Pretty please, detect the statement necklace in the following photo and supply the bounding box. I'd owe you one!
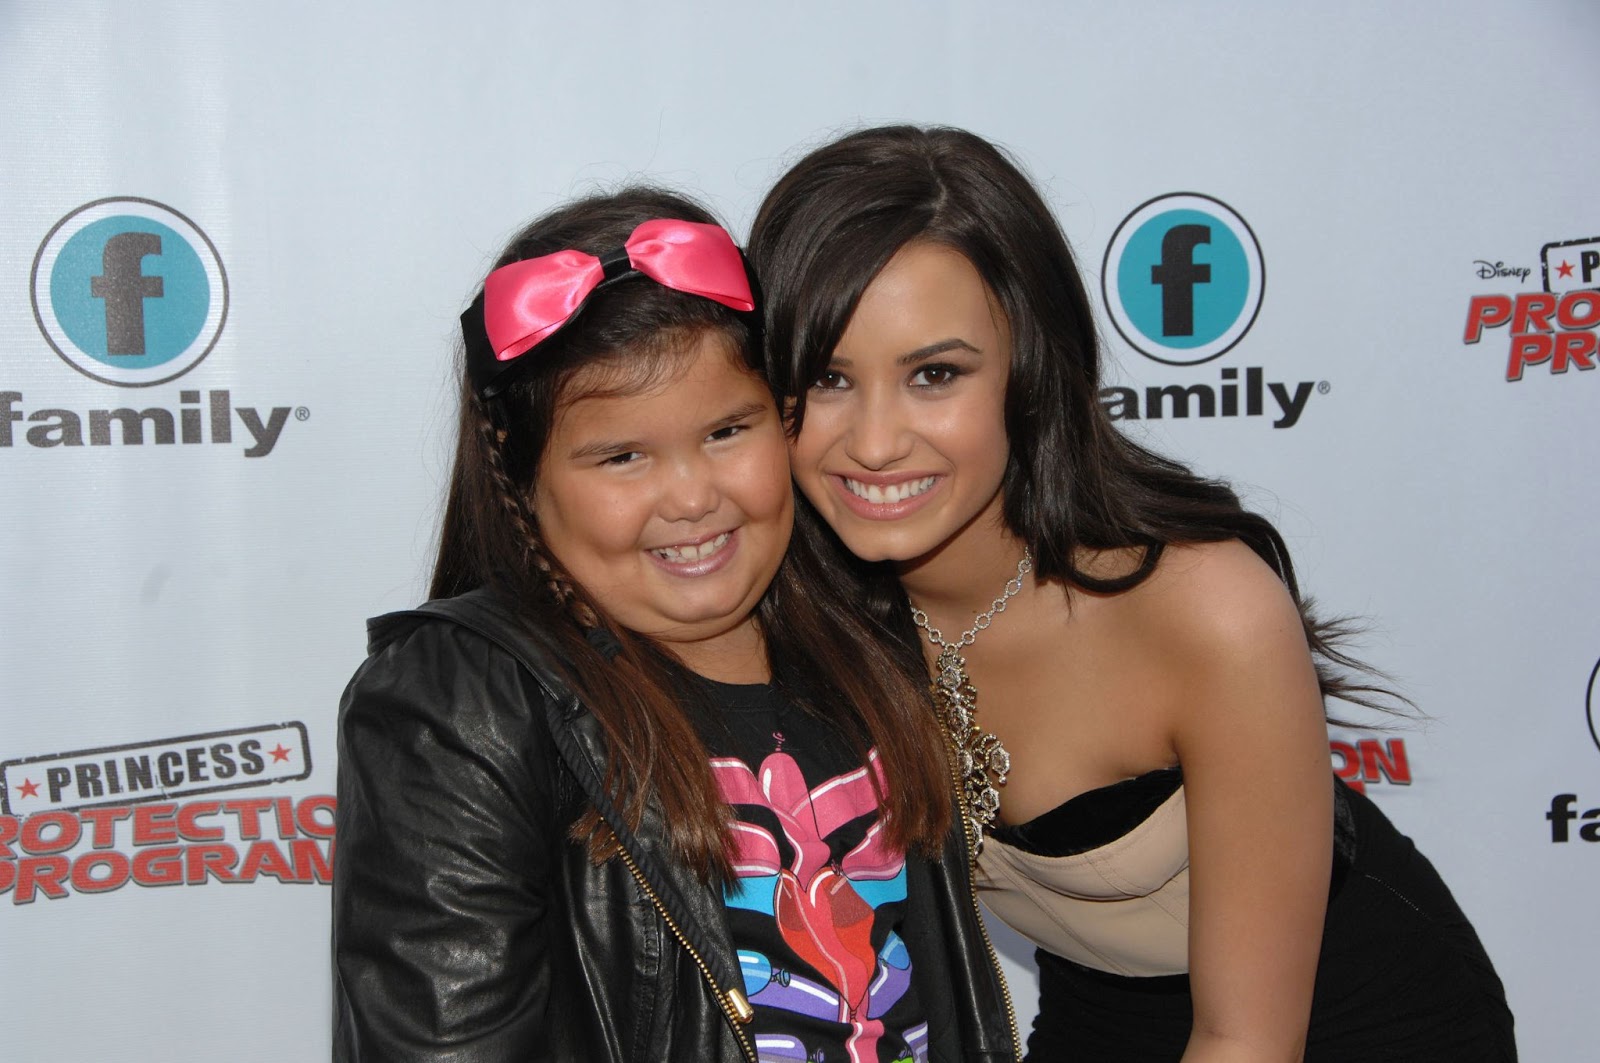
[910,549,1032,853]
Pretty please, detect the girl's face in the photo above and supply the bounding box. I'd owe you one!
[789,242,1011,567]
[533,334,793,658]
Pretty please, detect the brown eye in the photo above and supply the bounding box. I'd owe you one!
[911,363,963,387]
[811,370,847,391]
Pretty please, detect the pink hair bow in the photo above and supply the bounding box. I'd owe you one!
[465,219,755,397]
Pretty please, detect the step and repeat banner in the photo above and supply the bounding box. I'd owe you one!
[2,2,1593,1059]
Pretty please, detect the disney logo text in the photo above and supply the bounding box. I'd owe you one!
[1475,260,1531,283]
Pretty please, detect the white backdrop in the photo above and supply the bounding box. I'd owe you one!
[2,2,1594,1059]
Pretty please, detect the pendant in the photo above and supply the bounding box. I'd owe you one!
[931,645,1011,855]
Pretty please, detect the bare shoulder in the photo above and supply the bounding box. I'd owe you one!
[1123,539,1307,666]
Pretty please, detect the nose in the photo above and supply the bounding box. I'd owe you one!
[842,388,914,471]
[658,452,720,523]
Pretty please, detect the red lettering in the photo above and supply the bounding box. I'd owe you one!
[1512,292,1558,333]
[275,797,296,839]
[1507,333,1553,381]
[0,859,13,894]
[1557,291,1600,330]
[1552,331,1598,373]
[22,811,81,855]
[14,856,70,903]
[131,846,184,886]
[132,803,180,845]
[221,797,275,840]
[80,806,132,848]
[295,795,336,839]
[1463,295,1511,343]
[176,800,225,841]
[1359,739,1412,786]
[1330,741,1365,793]
[186,843,239,884]
[291,838,333,883]
[240,840,297,882]
[71,851,131,894]
[0,814,18,858]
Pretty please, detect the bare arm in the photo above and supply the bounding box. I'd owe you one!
[1156,543,1333,1063]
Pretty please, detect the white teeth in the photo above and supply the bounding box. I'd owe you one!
[653,532,730,564]
[844,476,936,504]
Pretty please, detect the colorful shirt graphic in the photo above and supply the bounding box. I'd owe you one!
[694,680,929,1063]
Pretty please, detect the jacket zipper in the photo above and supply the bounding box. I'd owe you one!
[943,729,1022,1055]
[612,842,758,1063]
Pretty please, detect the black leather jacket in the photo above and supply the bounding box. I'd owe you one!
[332,589,1017,1062]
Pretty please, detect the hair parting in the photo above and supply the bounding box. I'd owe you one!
[432,187,952,884]
[750,126,1410,721]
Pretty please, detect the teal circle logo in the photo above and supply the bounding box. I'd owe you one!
[1102,193,1263,366]
[31,198,228,386]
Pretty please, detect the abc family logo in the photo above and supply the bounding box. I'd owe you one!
[1545,656,1600,844]
[9,197,303,457]
[1464,235,1600,382]
[1099,193,1322,429]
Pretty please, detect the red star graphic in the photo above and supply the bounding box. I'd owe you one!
[1557,260,1575,278]
[18,778,40,799]
[269,744,292,763]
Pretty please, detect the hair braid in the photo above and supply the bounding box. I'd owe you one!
[470,395,599,628]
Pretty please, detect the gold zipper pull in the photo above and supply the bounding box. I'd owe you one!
[725,987,755,1024]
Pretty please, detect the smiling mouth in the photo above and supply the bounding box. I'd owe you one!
[842,476,937,505]
[651,532,732,564]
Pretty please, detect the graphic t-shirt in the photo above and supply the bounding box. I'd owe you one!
[690,677,930,1063]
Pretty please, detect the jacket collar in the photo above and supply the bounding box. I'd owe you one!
[371,588,745,992]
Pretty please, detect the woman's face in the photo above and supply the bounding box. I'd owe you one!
[533,333,793,654]
[788,241,1011,566]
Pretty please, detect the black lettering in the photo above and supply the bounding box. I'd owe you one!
[90,231,164,355]
[180,391,202,444]
[1099,386,1139,421]
[88,408,177,446]
[1219,367,1238,416]
[1,392,21,447]
[46,766,72,803]
[1269,381,1315,429]
[1582,809,1600,844]
[209,390,232,444]
[185,746,210,784]
[1246,367,1264,416]
[1144,384,1215,420]
[210,743,238,779]
[1151,224,1211,337]
[74,762,105,799]
[237,406,291,458]
[123,755,154,793]
[1581,249,1599,284]
[26,410,84,447]
[157,751,184,788]
[238,740,265,776]
[1548,793,1579,843]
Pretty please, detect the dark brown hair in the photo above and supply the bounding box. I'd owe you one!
[432,187,952,882]
[749,125,1400,716]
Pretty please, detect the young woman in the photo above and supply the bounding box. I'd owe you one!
[749,126,1515,1062]
[331,188,1016,1063]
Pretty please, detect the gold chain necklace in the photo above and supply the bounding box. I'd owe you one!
[910,549,1032,853]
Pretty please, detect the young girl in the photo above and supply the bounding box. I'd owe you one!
[749,126,1515,1062]
[331,189,1016,1063]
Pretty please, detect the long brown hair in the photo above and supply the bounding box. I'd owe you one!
[432,187,952,883]
[749,125,1403,717]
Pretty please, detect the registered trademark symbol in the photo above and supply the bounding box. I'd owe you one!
[295,407,311,421]
[1317,381,1331,395]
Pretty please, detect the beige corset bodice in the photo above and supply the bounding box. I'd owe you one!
[975,785,1191,977]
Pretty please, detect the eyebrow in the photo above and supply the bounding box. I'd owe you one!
[829,338,982,369]
[565,399,771,460]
